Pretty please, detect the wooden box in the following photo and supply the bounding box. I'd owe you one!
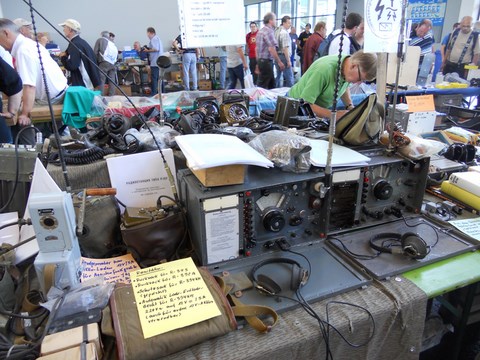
[190,164,245,187]
[198,79,212,91]
[114,84,132,96]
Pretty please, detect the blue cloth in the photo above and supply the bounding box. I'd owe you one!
[151,66,159,95]
[275,54,294,88]
[227,64,245,89]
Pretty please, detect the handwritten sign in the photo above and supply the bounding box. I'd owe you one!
[449,218,480,241]
[81,254,140,284]
[406,95,435,112]
[130,257,221,339]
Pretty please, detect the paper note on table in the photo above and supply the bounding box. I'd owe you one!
[176,134,273,170]
[309,139,371,167]
[406,95,435,112]
[449,218,480,241]
[130,257,221,339]
[106,149,176,208]
[81,254,140,284]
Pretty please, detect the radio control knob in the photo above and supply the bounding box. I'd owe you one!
[373,180,393,200]
[262,209,285,232]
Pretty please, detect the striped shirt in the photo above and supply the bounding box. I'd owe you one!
[409,30,435,58]
[256,24,278,60]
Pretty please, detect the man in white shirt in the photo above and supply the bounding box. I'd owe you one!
[0,18,67,144]
[274,15,294,87]
[327,13,363,56]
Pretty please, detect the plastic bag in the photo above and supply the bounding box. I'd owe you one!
[397,134,447,160]
[124,122,180,151]
[244,70,254,89]
[248,130,311,173]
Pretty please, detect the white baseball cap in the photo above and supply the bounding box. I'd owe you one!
[13,18,32,27]
[59,19,81,32]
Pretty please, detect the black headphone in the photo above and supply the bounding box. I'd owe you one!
[251,258,309,296]
[369,232,428,260]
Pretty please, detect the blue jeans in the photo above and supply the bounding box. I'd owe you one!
[182,52,197,90]
[227,64,245,89]
[150,66,159,95]
[275,54,294,88]
[219,56,227,89]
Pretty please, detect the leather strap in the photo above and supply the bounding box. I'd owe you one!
[44,264,56,293]
[215,276,278,333]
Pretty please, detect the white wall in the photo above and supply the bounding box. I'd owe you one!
[0,0,181,52]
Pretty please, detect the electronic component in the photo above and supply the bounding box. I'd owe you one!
[29,192,82,295]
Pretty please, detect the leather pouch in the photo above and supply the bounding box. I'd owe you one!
[109,267,237,360]
[120,209,186,267]
[335,93,384,145]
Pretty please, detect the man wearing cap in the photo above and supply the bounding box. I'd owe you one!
[13,18,33,39]
[0,18,67,145]
[59,19,101,90]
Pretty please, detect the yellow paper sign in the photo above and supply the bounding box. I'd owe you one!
[130,257,221,339]
[405,95,435,112]
[81,254,140,284]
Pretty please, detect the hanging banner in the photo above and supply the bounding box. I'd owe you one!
[364,0,403,53]
[178,0,245,48]
[407,0,446,27]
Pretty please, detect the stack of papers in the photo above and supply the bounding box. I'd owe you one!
[176,134,273,170]
[309,140,371,167]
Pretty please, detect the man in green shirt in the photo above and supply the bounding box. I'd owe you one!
[289,50,377,118]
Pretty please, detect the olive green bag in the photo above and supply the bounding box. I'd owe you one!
[108,267,278,360]
[335,93,384,145]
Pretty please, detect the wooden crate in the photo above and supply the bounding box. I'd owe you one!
[198,79,212,91]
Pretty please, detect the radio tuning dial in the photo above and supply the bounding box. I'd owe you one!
[373,179,393,200]
[262,209,285,232]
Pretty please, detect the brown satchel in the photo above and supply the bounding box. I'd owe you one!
[108,267,278,360]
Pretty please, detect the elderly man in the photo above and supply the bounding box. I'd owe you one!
[13,18,33,39]
[59,19,101,90]
[255,12,285,89]
[443,16,480,78]
[409,19,435,66]
[274,15,294,88]
[94,30,118,96]
[0,18,67,145]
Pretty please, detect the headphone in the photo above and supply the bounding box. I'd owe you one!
[251,258,309,296]
[369,232,428,260]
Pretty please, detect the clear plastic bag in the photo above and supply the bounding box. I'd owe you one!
[397,134,447,160]
[248,130,311,173]
[124,122,180,150]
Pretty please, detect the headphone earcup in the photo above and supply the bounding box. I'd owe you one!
[290,265,304,291]
[256,274,282,295]
[401,232,428,259]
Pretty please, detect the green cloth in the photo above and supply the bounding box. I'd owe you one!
[62,86,102,128]
[289,55,350,108]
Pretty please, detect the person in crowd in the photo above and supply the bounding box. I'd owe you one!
[36,32,49,47]
[296,23,311,74]
[442,16,479,78]
[173,34,198,91]
[94,30,118,96]
[59,19,101,90]
[133,41,148,61]
[303,21,327,73]
[289,26,298,70]
[109,32,115,42]
[0,18,68,145]
[274,15,294,88]
[351,21,364,52]
[246,21,259,85]
[0,44,13,67]
[409,18,435,66]
[441,22,460,61]
[255,12,284,89]
[328,13,363,55]
[0,56,22,144]
[13,18,33,39]
[226,45,248,89]
[289,50,377,119]
[143,27,163,95]
[217,46,227,89]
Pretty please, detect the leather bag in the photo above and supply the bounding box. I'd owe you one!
[335,93,384,145]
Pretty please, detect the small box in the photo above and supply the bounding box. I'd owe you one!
[41,323,102,357]
[190,164,245,187]
[198,79,212,91]
[38,343,98,360]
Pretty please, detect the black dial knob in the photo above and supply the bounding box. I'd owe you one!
[373,180,393,200]
[262,209,285,232]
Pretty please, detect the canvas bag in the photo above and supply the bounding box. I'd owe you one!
[335,93,383,145]
[102,39,118,65]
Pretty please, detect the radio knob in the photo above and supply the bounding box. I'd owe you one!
[373,180,393,200]
[262,209,285,232]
